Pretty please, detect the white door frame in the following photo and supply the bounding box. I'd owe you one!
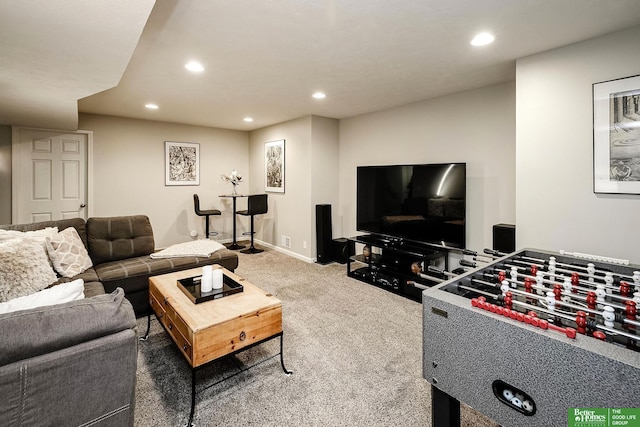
[11,126,94,223]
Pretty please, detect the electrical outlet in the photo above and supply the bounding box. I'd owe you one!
[282,235,291,248]
[303,241,307,249]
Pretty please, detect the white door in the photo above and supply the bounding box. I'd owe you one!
[12,128,91,223]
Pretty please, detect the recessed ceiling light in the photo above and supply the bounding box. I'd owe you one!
[145,103,159,110]
[243,117,254,122]
[312,92,326,99]
[470,32,495,46]
[185,61,204,72]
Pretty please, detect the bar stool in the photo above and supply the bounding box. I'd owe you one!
[236,194,268,254]
[193,194,221,239]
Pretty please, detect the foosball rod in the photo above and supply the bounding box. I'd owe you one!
[471,287,640,341]
[484,248,514,258]
[495,265,636,305]
[486,269,637,311]
[471,278,638,323]
[427,265,458,278]
[558,249,629,266]
[503,297,639,341]
[502,261,630,296]
[517,254,639,282]
[507,258,625,288]
[470,278,639,328]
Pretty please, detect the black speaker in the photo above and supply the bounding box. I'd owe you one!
[493,223,515,253]
[332,238,353,264]
[316,204,333,264]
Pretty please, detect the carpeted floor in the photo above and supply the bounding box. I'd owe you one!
[134,248,499,426]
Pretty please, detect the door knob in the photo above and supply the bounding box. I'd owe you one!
[80,204,86,208]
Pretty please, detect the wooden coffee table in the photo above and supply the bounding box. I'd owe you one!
[142,266,291,426]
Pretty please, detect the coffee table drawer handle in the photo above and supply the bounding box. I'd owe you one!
[239,331,246,341]
[168,323,173,330]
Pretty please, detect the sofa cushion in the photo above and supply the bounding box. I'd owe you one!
[0,279,84,314]
[46,227,93,278]
[0,237,58,303]
[87,215,155,265]
[94,251,237,286]
[0,288,135,366]
[82,281,105,298]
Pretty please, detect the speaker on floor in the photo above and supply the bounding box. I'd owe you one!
[332,238,353,264]
[493,223,516,254]
[316,204,333,264]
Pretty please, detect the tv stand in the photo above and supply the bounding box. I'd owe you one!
[346,235,448,301]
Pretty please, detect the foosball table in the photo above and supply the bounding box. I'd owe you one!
[422,248,640,427]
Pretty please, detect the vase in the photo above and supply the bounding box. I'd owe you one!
[232,184,237,195]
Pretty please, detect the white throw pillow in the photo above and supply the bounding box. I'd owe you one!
[0,227,58,243]
[0,237,58,302]
[46,227,93,278]
[0,278,85,314]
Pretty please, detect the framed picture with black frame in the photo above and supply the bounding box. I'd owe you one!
[593,74,640,194]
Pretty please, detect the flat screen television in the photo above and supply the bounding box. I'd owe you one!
[356,163,466,248]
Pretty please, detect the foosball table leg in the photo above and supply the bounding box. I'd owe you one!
[432,385,461,427]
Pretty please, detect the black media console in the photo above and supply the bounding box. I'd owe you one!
[346,235,449,301]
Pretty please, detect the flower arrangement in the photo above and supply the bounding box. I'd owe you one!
[221,169,243,194]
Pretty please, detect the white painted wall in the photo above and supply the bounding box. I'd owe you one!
[516,25,640,263]
[78,113,248,248]
[247,115,340,261]
[338,82,516,253]
[310,116,340,246]
[249,116,313,257]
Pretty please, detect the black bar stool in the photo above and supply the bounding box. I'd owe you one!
[236,194,268,254]
[193,194,221,239]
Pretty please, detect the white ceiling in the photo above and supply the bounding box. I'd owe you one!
[0,0,155,130]
[4,1,640,131]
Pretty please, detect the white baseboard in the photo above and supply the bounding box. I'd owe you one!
[216,237,316,263]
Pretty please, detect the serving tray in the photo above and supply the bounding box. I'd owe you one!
[177,274,243,304]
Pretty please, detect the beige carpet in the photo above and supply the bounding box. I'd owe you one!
[134,247,499,426]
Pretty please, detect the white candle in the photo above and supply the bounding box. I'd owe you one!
[201,265,213,293]
[212,268,224,289]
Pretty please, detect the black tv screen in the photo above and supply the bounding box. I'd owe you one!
[356,163,466,248]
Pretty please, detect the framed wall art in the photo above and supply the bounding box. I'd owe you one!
[265,139,285,193]
[165,141,200,186]
[593,74,640,194]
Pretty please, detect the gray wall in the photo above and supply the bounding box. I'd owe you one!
[338,82,516,253]
[0,125,11,224]
[516,25,640,263]
[78,113,248,248]
[248,115,340,261]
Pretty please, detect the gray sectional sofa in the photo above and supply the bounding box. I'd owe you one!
[0,215,239,426]
[0,215,238,427]
[0,214,239,315]
[0,288,138,426]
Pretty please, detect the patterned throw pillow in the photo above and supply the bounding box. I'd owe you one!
[46,227,93,278]
[0,237,58,303]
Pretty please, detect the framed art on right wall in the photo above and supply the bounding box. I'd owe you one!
[593,74,640,194]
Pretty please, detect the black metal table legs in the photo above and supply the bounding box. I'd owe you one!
[186,332,291,427]
[227,196,245,250]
